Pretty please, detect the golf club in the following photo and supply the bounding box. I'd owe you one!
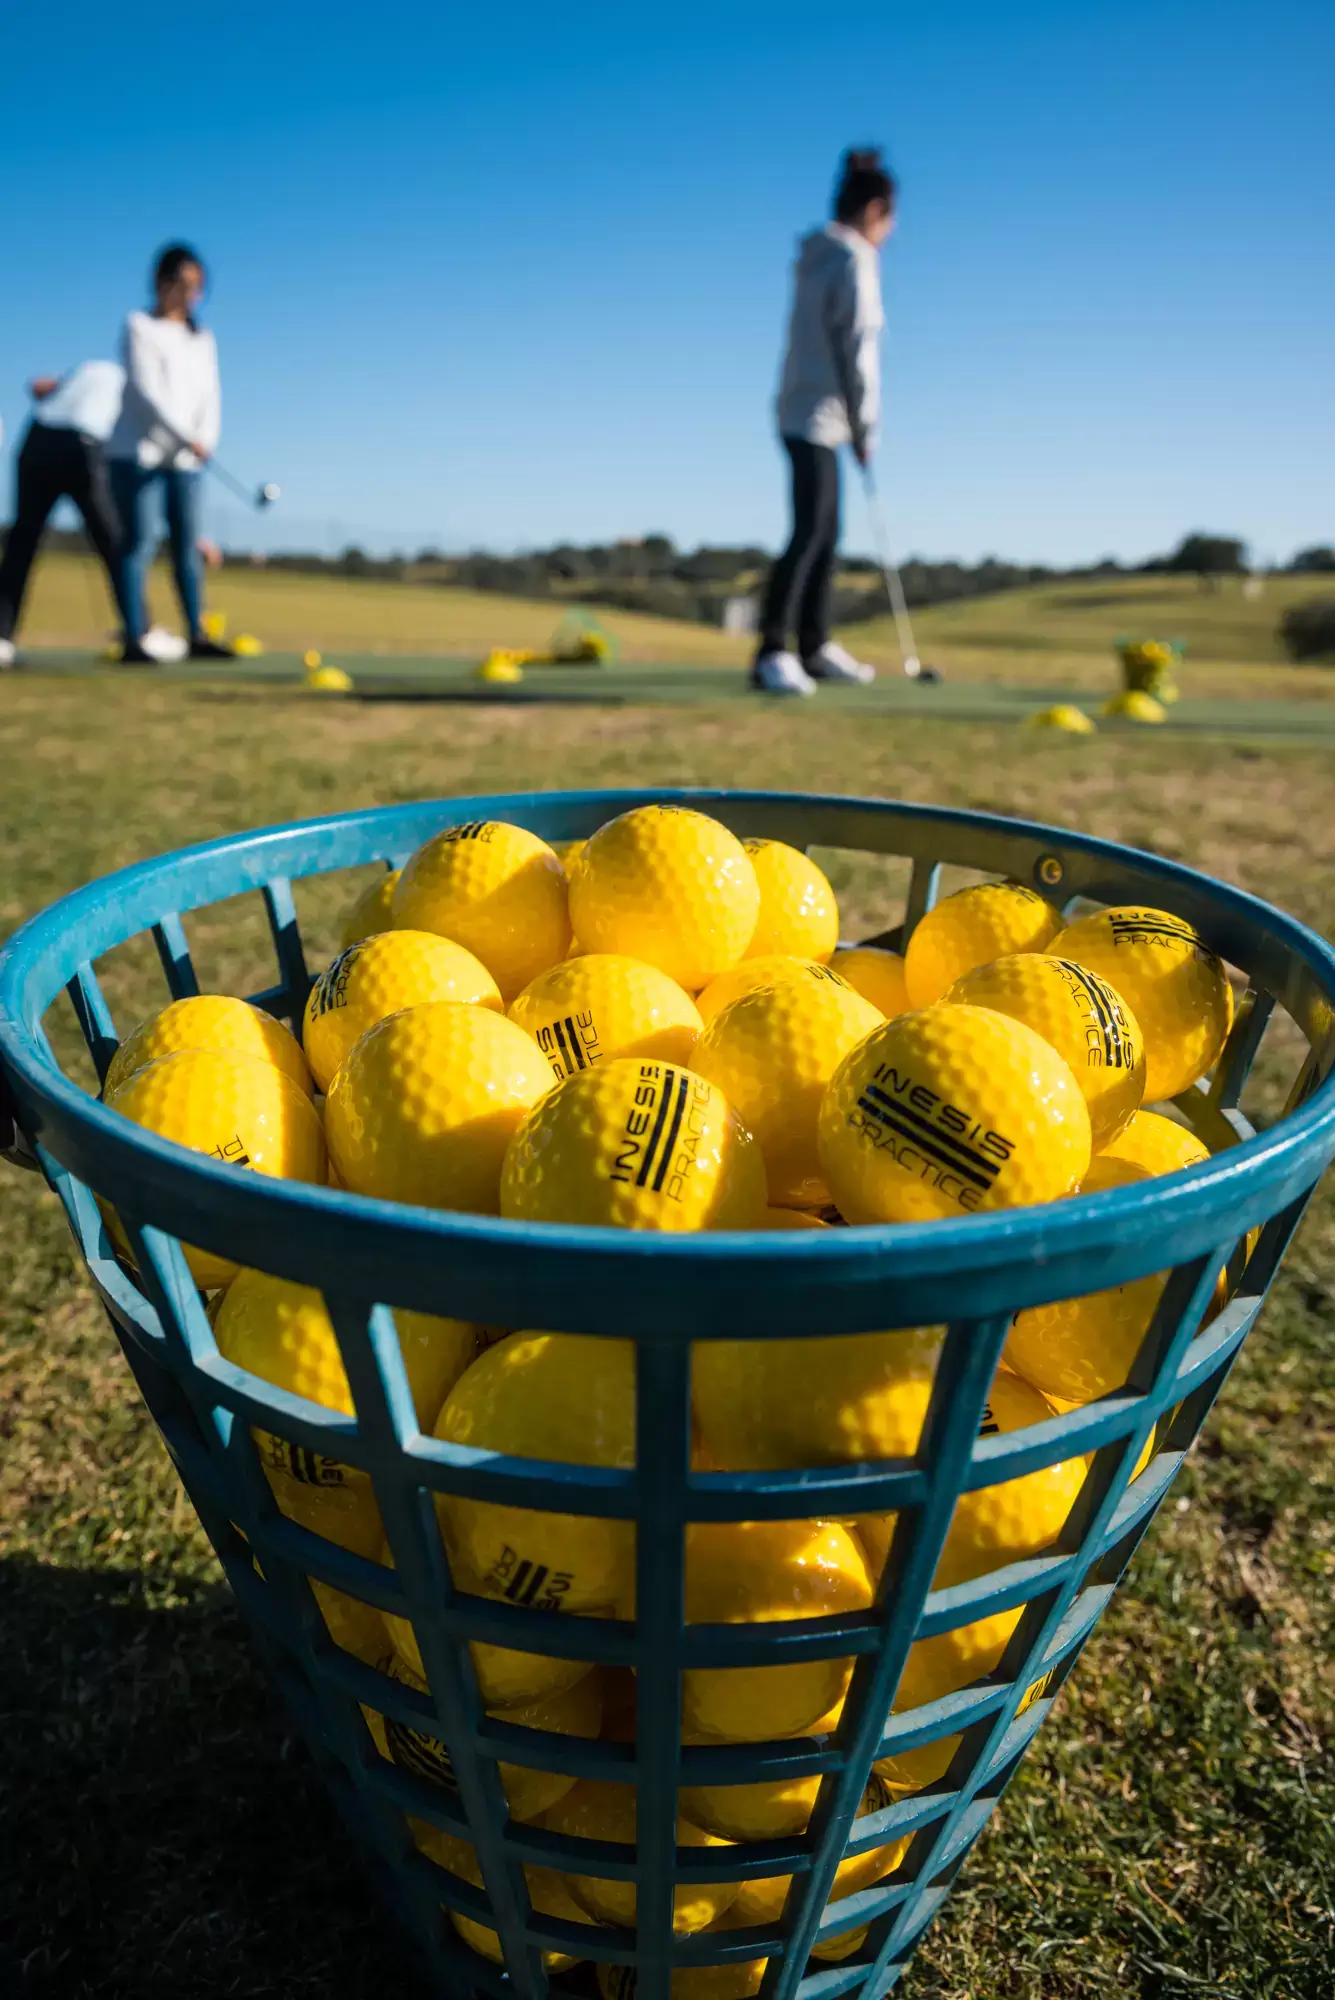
[205,457,280,510]
[860,467,940,682]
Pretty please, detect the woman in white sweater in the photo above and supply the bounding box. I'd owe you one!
[752,150,897,696]
[107,244,230,664]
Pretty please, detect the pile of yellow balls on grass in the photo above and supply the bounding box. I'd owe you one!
[96,805,1243,1988]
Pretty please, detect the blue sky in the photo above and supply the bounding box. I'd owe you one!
[1,0,1331,565]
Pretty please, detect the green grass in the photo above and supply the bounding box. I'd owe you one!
[1,678,1333,1997]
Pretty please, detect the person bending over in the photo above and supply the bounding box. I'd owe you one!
[751,148,896,696]
[107,243,233,664]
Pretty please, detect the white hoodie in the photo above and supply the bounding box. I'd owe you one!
[775,223,884,454]
[107,311,221,471]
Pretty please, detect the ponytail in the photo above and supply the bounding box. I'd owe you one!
[834,147,897,224]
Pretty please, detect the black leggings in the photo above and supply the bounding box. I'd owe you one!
[0,422,128,642]
[757,437,839,658]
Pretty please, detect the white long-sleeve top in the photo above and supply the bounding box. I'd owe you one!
[106,311,221,470]
[775,223,884,454]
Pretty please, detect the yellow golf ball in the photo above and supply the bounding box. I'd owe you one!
[943,954,1145,1149]
[416,1825,598,1969]
[384,1592,597,1709]
[741,838,839,962]
[1050,906,1234,1101]
[104,1049,326,1287]
[339,868,402,950]
[695,954,834,1027]
[903,881,1063,1008]
[818,1005,1092,1225]
[392,819,571,1003]
[693,1324,941,1472]
[508,953,702,1081]
[599,1924,766,2000]
[830,946,910,1019]
[324,1002,553,1213]
[692,968,883,1209]
[303,929,502,1092]
[568,806,760,991]
[500,1058,767,1232]
[104,993,312,1100]
[435,1331,636,1614]
[719,1773,908,1919]
[1099,1108,1210,1175]
[544,1781,738,1933]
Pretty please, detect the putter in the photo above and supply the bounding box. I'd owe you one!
[860,467,940,682]
[206,457,280,510]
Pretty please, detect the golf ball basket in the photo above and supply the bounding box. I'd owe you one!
[2,789,1334,2000]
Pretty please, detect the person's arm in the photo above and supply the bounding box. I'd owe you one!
[195,335,221,460]
[826,252,881,465]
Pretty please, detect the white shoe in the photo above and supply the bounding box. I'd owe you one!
[140,626,189,663]
[804,641,875,685]
[0,638,15,669]
[750,650,816,696]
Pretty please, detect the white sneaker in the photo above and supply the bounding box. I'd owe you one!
[804,641,875,685]
[141,627,189,663]
[0,638,15,670]
[750,650,816,696]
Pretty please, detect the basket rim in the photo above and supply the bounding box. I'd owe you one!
[3,786,1334,1335]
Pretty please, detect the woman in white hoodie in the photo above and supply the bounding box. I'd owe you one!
[752,150,897,696]
[107,245,230,664]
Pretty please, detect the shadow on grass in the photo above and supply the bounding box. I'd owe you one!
[0,1557,426,2000]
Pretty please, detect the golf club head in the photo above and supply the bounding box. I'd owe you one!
[258,483,281,508]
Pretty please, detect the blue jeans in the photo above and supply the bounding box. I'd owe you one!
[109,460,203,640]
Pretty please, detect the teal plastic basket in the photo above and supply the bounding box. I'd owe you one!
[2,788,1334,1999]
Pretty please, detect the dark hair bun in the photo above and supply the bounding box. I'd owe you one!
[843,147,885,172]
[834,147,897,223]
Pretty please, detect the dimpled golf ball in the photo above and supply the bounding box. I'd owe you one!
[324,1001,552,1213]
[943,953,1145,1148]
[693,1324,941,1471]
[214,1266,477,1501]
[103,993,312,1099]
[105,1049,326,1286]
[692,968,884,1208]
[339,868,401,951]
[1100,1107,1210,1175]
[741,838,839,962]
[904,880,1063,1008]
[384,1587,596,1708]
[392,819,571,1002]
[695,954,835,1026]
[303,929,501,1091]
[714,1775,908,1918]
[568,806,760,991]
[501,1058,767,1231]
[818,1004,1092,1225]
[436,1331,636,1614]
[508,953,702,1081]
[830,946,910,1018]
[1050,906,1234,1101]
[544,1781,738,1932]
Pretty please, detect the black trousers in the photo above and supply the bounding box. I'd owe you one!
[757,436,840,658]
[0,422,127,642]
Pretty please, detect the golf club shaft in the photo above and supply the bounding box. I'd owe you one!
[860,467,921,671]
[204,456,254,505]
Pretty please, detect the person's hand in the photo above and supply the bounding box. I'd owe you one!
[196,537,223,569]
[29,376,60,401]
[852,436,873,469]
[190,440,212,463]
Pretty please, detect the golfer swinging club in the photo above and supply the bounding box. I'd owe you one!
[751,147,896,696]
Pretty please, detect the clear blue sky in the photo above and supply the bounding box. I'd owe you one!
[1,0,1331,565]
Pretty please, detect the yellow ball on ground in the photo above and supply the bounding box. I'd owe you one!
[509,953,702,1081]
[383,1594,597,1710]
[435,1332,636,1615]
[104,1049,326,1287]
[568,806,760,991]
[692,969,883,1209]
[542,1781,738,1932]
[693,1325,941,1472]
[1099,1108,1210,1175]
[720,1773,908,1919]
[392,819,571,1002]
[363,1649,602,1821]
[416,1824,598,1970]
[943,953,1145,1149]
[671,1520,873,1742]
[695,954,835,1026]
[741,838,839,962]
[103,993,312,1099]
[303,930,502,1091]
[830,946,910,1019]
[500,1058,767,1232]
[1049,906,1234,1101]
[324,1002,553,1213]
[339,868,402,950]
[818,1005,1092,1225]
[903,880,1063,1008]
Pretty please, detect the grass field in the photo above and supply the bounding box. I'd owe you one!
[2,676,1334,1999]
[17,553,1335,706]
